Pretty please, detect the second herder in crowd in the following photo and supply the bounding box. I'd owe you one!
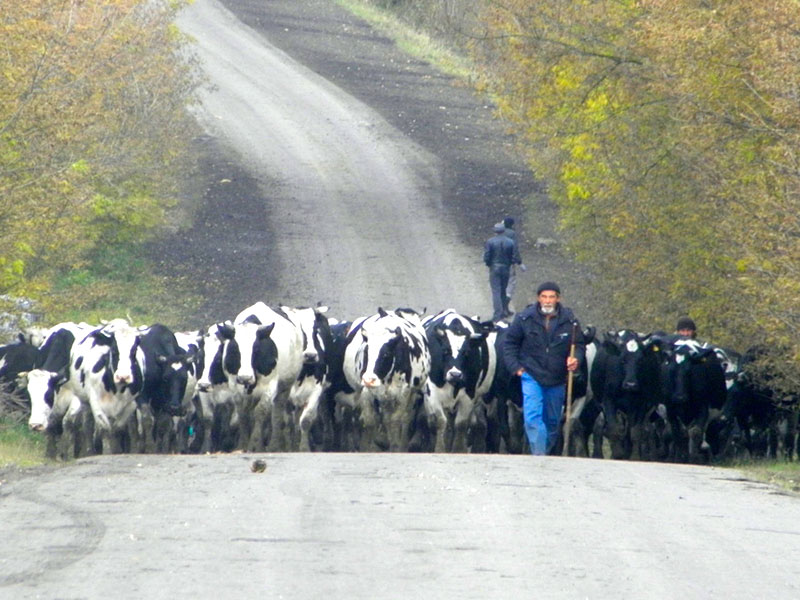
[502,216,526,311]
[483,222,520,322]
[503,281,586,455]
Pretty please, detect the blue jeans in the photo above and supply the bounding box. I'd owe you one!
[521,372,565,455]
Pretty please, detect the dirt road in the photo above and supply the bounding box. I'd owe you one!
[2,2,800,598]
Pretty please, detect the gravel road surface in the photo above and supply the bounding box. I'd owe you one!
[2,2,799,599]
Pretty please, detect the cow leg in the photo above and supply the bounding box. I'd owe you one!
[298,387,325,452]
[591,411,605,458]
[59,398,86,460]
[423,394,447,453]
[358,392,380,451]
[452,398,474,453]
[506,401,525,454]
[250,396,272,452]
[135,404,156,454]
[467,401,488,453]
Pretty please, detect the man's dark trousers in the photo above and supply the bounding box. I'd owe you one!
[489,263,510,321]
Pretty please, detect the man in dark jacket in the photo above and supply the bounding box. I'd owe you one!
[503,281,585,455]
[484,222,517,322]
[502,216,526,309]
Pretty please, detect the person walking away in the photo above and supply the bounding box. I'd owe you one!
[484,222,516,322]
[503,281,585,455]
[502,217,526,312]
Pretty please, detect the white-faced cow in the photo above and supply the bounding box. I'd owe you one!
[342,308,430,452]
[194,322,240,453]
[422,309,496,453]
[24,322,96,459]
[277,305,334,451]
[231,302,305,451]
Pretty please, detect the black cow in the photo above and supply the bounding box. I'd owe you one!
[723,346,796,460]
[590,330,665,460]
[0,333,38,394]
[662,338,728,463]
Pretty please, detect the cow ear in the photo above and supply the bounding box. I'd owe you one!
[218,322,235,340]
[257,323,275,339]
[377,307,388,318]
[394,327,402,337]
[315,305,329,315]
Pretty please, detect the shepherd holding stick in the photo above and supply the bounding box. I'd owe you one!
[503,281,585,456]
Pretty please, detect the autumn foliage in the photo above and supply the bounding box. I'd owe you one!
[458,0,800,391]
[0,0,200,309]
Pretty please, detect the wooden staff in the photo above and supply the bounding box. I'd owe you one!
[562,321,579,456]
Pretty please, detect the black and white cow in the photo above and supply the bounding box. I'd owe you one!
[422,309,496,453]
[135,324,199,453]
[590,330,665,460]
[68,318,144,454]
[342,308,430,452]
[231,302,305,451]
[25,322,96,459]
[194,322,239,453]
[278,305,334,451]
[661,338,728,463]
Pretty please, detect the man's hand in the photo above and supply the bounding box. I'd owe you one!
[515,368,524,376]
[566,357,578,372]
[519,263,527,272]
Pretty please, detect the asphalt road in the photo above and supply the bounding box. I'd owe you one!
[2,453,800,598]
[2,1,800,598]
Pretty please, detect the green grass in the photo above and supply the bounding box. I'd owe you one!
[45,243,202,330]
[0,419,48,468]
[733,460,800,494]
[333,0,475,80]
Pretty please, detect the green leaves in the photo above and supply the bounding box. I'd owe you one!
[473,0,800,391]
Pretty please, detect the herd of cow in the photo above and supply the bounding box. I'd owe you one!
[0,301,795,463]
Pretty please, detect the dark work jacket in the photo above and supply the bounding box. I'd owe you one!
[483,234,517,267]
[503,303,586,387]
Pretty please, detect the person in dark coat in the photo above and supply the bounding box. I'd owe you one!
[483,222,516,322]
[502,216,526,309]
[503,281,585,455]
[675,316,697,339]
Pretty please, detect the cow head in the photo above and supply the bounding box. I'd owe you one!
[196,323,234,393]
[25,369,67,431]
[230,320,278,390]
[95,318,143,389]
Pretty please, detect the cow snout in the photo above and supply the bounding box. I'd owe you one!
[196,381,211,392]
[29,422,46,432]
[445,368,464,384]
[236,375,255,386]
[114,373,132,385]
[362,375,381,388]
[303,350,319,364]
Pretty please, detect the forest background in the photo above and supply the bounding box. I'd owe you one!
[1,0,799,393]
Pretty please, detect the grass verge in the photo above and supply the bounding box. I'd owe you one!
[0,418,47,468]
[333,0,474,80]
[733,460,800,494]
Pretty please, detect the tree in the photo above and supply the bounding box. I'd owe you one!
[0,0,201,301]
[471,0,800,391]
